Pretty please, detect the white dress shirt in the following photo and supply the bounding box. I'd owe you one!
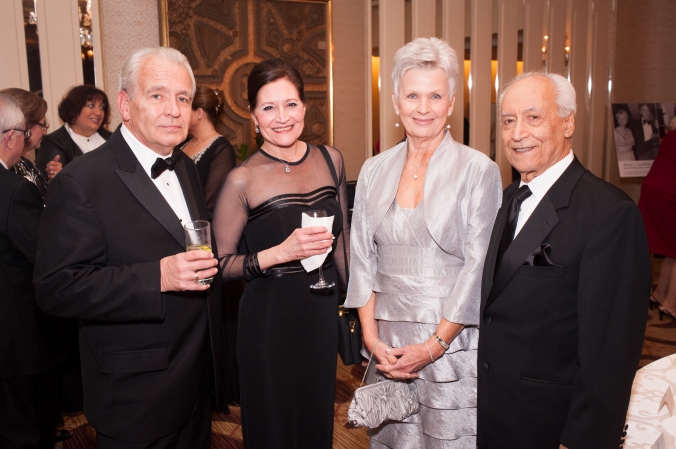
[121,124,192,225]
[0,159,7,169]
[514,150,574,237]
[642,120,654,142]
[65,123,107,154]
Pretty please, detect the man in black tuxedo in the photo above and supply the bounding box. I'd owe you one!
[477,72,650,449]
[34,47,224,449]
[0,93,65,448]
[632,103,660,160]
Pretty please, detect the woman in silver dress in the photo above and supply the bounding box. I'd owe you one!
[344,38,502,448]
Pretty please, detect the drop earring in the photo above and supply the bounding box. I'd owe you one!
[446,114,451,129]
[395,113,400,128]
[255,125,259,134]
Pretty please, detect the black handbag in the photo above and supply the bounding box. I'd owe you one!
[318,145,363,366]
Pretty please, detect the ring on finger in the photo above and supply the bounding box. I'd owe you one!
[194,273,200,283]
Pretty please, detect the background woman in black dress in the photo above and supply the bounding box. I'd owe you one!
[179,86,240,407]
[179,86,236,217]
[212,59,349,448]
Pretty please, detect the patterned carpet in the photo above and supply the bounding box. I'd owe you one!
[57,258,674,448]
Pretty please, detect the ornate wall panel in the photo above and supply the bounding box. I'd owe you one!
[162,0,331,154]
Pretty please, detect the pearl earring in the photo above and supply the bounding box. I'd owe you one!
[255,126,259,134]
[395,113,400,128]
[446,114,451,129]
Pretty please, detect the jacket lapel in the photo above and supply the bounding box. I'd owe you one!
[110,130,186,248]
[173,152,205,221]
[484,156,587,310]
[481,185,514,307]
[367,142,407,240]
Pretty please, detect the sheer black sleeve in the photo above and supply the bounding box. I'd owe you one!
[325,145,351,288]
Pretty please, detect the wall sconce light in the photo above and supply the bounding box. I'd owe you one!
[541,35,548,68]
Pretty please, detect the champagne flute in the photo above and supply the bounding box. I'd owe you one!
[305,210,335,290]
[184,220,214,285]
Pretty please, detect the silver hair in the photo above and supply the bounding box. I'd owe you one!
[119,47,196,98]
[391,37,459,101]
[0,92,25,135]
[498,71,577,118]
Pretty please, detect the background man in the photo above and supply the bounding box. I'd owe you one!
[477,72,650,449]
[34,47,224,449]
[632,103,660,160]
[0,93,65,448]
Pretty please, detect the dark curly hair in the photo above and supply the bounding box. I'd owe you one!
[57,85,110,130]
[247,58,305,110]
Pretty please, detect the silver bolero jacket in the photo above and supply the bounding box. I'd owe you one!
[344,132,502,326]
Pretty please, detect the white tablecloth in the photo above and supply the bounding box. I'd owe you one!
[625,354,676,448]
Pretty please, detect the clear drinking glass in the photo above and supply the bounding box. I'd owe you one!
[305,210,335,290]
[184,220,214,285]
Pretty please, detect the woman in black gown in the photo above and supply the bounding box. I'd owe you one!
[212,59,349,448]
[179,86,240,407]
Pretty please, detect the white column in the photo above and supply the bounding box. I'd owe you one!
[522,0,545,73]
[37,0,84,128]
[469,0,492,156]
[90,0,105,89]
[546,0,567,75]
[585,0,614,177]
[379,0,406,152]
[496,0,519,187]
[0,0,30,90]
[412,0,436,39]
[441,0,465,145]
[568,0,590,163]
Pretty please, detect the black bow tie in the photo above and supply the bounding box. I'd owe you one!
[643,120,652,125]
[151,154,180,179]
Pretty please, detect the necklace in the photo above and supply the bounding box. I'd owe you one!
[263,144,301,173]
[408,155,432,179]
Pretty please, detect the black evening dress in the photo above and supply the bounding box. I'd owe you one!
[212,143,349,449]
[181,135,236,217]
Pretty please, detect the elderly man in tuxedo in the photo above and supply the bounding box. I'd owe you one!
[0,93,66,448]
[477,72,650,449]
[632,103,661,160]
[34,47,224,449]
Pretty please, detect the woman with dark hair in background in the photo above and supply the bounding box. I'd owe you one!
[178,86,236,216]
[0,88,52,200]
[212,58,349,448]
[36,85,111,181]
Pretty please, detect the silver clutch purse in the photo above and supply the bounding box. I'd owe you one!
[347,342,419,428]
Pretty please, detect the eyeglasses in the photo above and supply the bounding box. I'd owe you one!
[2,128,31,139]
[38,122,49,132]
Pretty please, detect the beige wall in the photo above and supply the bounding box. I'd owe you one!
[98,0,160,128]
[333,0,372,181]
[611,0,676,202]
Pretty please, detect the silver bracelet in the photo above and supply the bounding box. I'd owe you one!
[432,331,450,351]
[424,341,435,362]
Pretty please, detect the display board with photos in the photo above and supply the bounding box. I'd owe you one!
[612,102,675,177]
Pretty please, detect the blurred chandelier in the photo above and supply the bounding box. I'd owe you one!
[79,0,93,49]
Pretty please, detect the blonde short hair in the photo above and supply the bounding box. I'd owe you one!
[391,37,459,101]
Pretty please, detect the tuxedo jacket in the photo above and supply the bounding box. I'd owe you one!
[0,166,66,380]
[477,157,650,449]
[631,119,660,161]
[34,128,225,442]
[35,125,112,177]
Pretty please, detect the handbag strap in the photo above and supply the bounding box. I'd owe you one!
[360,341,381,387]
[318,145,349,285]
